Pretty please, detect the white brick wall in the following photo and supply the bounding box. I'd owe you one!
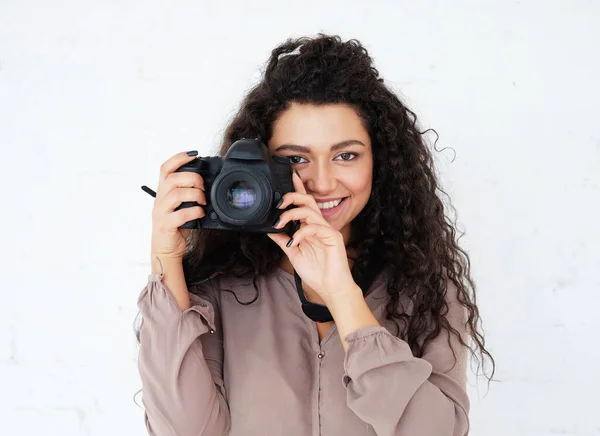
[1,1,598,434]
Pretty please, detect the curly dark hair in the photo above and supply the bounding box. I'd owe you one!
[181,33,495,381]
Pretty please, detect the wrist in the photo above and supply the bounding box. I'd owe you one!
[322,283,363,310]
[326,284,380,351]
[150,254,191,312]
[151,253,183,275]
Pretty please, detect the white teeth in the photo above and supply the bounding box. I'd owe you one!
[317,199,343,210]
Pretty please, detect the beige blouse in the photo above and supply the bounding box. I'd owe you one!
[136,267,470,436]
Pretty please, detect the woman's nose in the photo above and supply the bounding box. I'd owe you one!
[304,164,337,194]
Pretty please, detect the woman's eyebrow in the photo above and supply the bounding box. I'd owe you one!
[274,139,365,153]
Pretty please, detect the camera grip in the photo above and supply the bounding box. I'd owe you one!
[175,201,201,229]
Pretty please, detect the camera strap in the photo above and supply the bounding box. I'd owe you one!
[292,257,384,323]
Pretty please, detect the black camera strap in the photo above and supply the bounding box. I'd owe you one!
[292,245,385,323]
[293,270,334,323]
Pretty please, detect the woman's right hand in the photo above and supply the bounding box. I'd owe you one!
[150,151,207,266]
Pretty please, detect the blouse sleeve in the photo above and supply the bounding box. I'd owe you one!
[342,279,470,436]
[137,272,230,436]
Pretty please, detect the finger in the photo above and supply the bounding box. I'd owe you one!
[277,191,320,213]
[266,232,290,250]
[273,206,327,230]
[157,187,206,213]
[292,169,307,194]
[286,224,341,249]
[158,172,205,199]
[164,205,206,231]
[158,151,199,186]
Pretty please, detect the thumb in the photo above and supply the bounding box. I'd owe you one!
[266,232,293,252]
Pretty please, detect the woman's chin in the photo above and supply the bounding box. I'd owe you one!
[323,215,346,231]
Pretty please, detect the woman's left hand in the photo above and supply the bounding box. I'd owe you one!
[267,171,358,305]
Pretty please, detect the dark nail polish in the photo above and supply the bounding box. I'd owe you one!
[186,150,198,156]
[276,198,284,209]
[273,217,280,228]
[293,169,300,178]
[286,238,294,248]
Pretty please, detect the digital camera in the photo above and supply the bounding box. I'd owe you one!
[174,138,294,233]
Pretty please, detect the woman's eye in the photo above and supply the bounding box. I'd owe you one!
[336,152,357,161]
[289,156,308,164]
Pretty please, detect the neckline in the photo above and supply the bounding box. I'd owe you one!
[271,264,389,304]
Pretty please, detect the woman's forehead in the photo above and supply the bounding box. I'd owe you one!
[269,103,370,150]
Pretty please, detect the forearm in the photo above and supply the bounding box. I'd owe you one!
[341,327,470,436]
[331,279,471,435]
[137,275,230,435]
[151,254,191,311]
[326,285,380,351]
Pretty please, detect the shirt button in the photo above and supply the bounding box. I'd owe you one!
[318,352,325,359]
[199,302,207,307]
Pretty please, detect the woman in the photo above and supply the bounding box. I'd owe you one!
[135,34,494,436]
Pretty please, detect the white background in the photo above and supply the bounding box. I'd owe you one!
[1,1,599,435]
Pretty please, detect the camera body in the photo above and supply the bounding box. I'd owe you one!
[174,138,294,233]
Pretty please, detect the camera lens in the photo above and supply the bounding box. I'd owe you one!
[211,168,271,227]
[227,181,257,209]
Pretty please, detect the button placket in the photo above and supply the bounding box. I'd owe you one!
[316,348,325,436]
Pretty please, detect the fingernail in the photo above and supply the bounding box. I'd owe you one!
[273,217,280,228]
[293,169,300,178]
[276,199,284,209]
[186,150,198,156]
[286,237,294,248]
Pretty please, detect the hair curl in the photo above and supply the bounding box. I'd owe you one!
[181,34,495,381]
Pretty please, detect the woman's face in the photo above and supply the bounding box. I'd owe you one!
[268,102,373,243]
